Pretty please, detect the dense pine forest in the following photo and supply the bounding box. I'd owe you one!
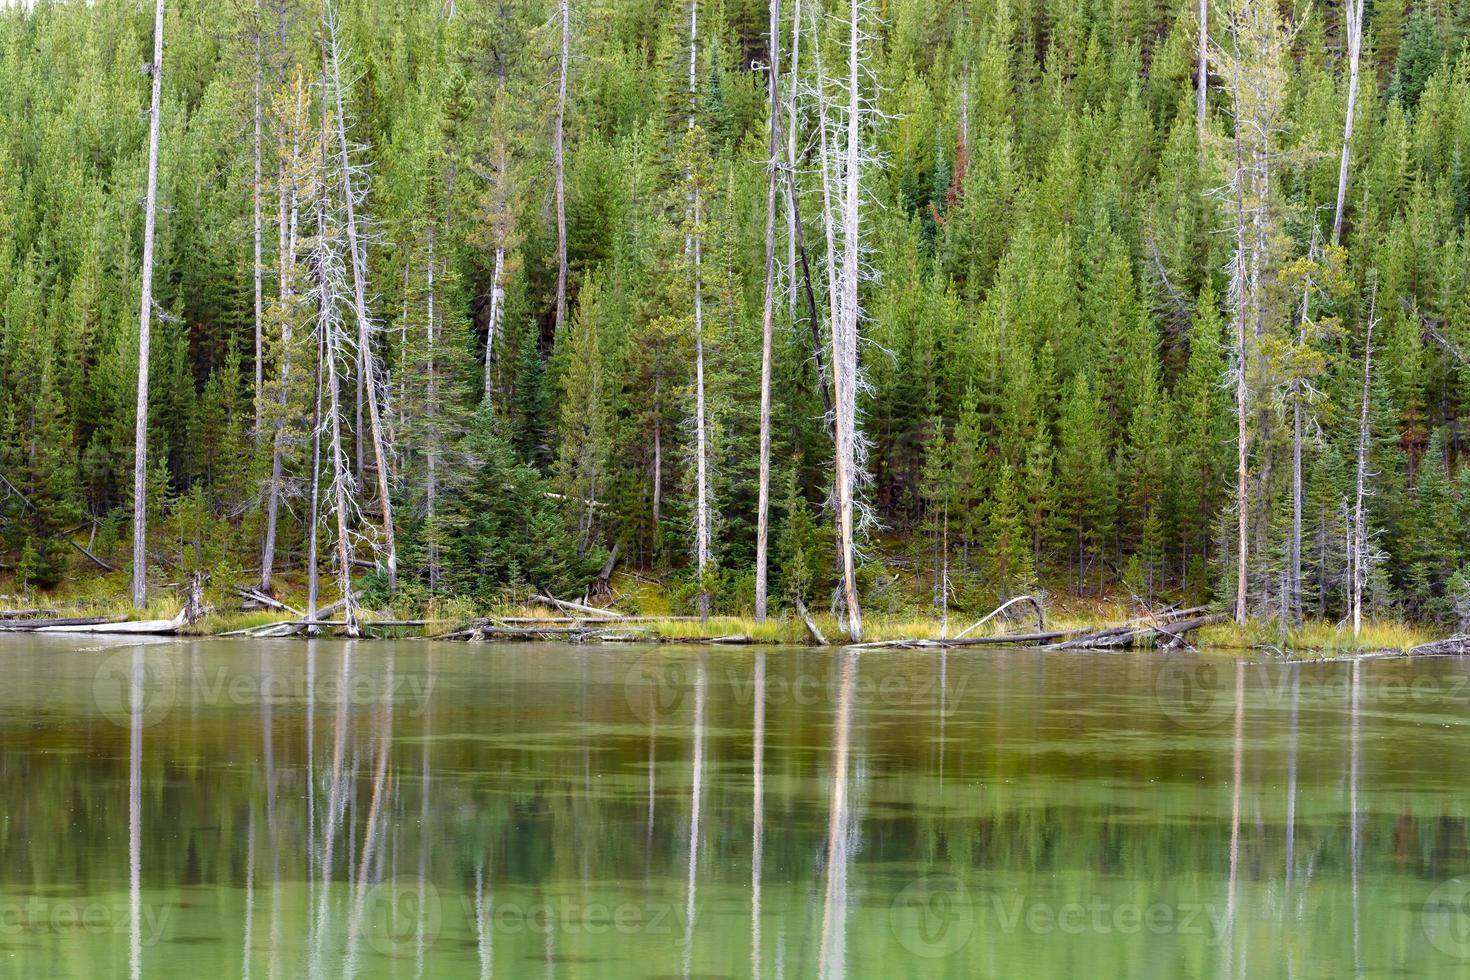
[2,0,1470,638]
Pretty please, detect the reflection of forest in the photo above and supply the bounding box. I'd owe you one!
[0,639,1467,978]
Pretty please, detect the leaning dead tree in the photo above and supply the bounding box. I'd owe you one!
[132,0,167,610]
[1332,0,1366,244]
[323,0,397,592]
[754,0,782,624]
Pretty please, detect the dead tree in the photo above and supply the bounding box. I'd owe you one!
[755,0,782,624]
[1332,0,1366,245]
[132,0,166,610]
[323,0,397,591]
[1351,290,1377,639]
[688,0,712,622]
[253,0,265,440]
[261,77,307,594]
[553,0,570,338]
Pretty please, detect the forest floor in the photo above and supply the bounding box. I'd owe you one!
[0,568,1446,657]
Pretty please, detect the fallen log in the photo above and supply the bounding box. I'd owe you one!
[533,594,625,619]
[1046,614,1226,651]
[1409,635,1470,657]
[37,612,186,635]
[235,587,303,617]
[850,628,1082,650]
[953,594,1046,639]
[0,615,128,631]
[0,608,58,619]
[795,599,829,646]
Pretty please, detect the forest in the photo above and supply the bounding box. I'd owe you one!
[1,0,1469,640]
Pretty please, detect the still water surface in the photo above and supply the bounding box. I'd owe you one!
[1,636,1469,978]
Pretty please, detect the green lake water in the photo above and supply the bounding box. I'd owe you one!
[1,636,1469,978]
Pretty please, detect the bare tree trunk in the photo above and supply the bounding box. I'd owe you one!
[785,0,801,321]
[689,0,711,623]
[325,1,397,592]
[770,66,834,426]
[483,245,503,403]
[132,0,166,611]
[553,0,570,338]
[832,0,865,642]
[1289,229,1317,628]
[1197,0,1208,137]
[1352,292,1376,639]
[307,279,324,627]
[1333,0,1365,245]
[652,349,662,535]
[261,81,304,595]
[254,3,265,443]
[426,223,440,593]
[755,0,781,624]
[1227,25,1250,627]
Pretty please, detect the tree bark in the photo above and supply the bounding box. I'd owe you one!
[785,0,801,321]
[324,1,397,591]
[755,0,781,624]
[132,0,166,610]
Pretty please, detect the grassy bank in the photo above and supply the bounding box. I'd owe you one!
[0,572,1450,657]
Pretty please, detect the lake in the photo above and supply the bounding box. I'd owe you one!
[0,636,1468,978]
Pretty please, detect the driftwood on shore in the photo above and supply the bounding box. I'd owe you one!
[1044,611,1224,651]
[0,615,129,631]
[1408,635,1470,657]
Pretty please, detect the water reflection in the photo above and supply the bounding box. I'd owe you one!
[0,639,1467,978]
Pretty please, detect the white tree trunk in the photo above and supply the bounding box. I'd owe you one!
[1352,296,1375,639]
[426,223,439,593]
[1332,0,1364,244]
[554,0,570,337]
[1227,26,1250,626]
[261,82,304,594]
[689,0,711,622]
[253,4,264,443]
[325,2,397,591]
[832,0,864,642]
[785,0,801,320]
[1197,0,1208,136]
[484,245,503,403]
[132,0,166,610]
[755,0,781,624]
